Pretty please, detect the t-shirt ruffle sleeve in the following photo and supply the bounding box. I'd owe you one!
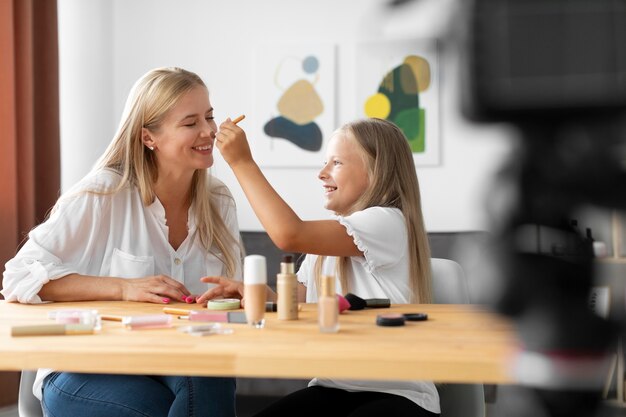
[334,207,406,272]
[296,255,313,286]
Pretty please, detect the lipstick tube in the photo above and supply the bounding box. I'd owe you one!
[182,311,247,323]
[122,314,172,330]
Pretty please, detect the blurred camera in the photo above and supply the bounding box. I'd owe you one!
[461,0,626,122]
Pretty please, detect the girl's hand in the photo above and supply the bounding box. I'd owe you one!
[120,275,190,304]
[216,118,253,168]
[197,276,244,305]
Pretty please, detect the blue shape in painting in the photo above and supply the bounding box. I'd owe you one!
[264,116,322,152]
[302,56,319,74]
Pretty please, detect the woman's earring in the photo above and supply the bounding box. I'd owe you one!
[149,146,154,151]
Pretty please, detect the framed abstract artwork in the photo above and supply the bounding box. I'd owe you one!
[357,39,441,166]
[254,43,336,167]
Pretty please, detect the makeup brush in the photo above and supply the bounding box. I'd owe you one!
[345,293,390,310]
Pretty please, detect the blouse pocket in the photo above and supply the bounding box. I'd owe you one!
[110,248,155,278]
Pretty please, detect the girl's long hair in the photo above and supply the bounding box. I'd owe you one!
[62,67,240,277]
[316,118,432,303]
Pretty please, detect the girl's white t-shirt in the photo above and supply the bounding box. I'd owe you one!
[1,169,243,400]
[297,206,440,414]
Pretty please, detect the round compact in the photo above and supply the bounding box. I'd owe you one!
[376,313,406,327]
[207,299,241,311]
[403,313,428,321]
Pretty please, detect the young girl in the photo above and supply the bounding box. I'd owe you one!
[2,67,242,417]
[201,117,440,416]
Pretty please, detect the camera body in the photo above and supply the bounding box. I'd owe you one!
[461,0,626,123]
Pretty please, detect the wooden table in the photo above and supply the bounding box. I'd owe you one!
[0,301,519,383]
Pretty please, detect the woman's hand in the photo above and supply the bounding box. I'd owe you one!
[196,276,244,305]
[216,118,253,168]
[120,275,191,304]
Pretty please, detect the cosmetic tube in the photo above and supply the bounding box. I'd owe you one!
[244,254,267,328]
[182,311,247,323]
[11,324,95,337]
[277,255,299,320]
[122,314,172,330]
[318,275,339,333]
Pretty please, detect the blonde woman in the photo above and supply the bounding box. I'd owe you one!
[2,67,242,417]
[202,118,439,416]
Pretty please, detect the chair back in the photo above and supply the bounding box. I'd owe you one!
[18,370,43,417]
[431,258,470,304]
[431,258,486,417]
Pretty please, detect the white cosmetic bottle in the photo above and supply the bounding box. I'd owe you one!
[244,254,267,328]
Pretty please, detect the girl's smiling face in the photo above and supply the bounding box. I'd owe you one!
[318,131,370,215]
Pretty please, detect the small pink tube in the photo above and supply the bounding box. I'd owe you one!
[122,314,172,329]
[188,311,229,322]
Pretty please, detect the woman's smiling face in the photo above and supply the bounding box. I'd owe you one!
[147,85,217,176]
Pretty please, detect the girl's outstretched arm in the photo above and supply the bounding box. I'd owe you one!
[217,119,361,257]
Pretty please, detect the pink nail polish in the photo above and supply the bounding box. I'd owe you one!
[185,296,194,304]
[162,297,170,303]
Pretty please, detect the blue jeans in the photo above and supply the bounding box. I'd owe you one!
[42,372,236,417]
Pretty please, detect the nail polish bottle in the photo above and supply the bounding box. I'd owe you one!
[244,254,267,328]
[318,274,339,333]
[277,255,298,320]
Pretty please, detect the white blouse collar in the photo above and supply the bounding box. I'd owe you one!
[147,197,196,233]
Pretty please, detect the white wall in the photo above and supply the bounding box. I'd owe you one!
[58,0,515,232]
[58,0,114,191]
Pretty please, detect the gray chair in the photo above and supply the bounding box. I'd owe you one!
[431,258,486,417]
[18,369,42,417]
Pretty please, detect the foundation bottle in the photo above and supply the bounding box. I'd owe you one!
[244,254,267,328]
[277,255,299,320]
[318,274,339,333]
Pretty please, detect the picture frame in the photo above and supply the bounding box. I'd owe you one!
[254,43,336,167]
[356,38,441,166]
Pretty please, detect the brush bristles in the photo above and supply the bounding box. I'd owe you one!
[345,293,367,310]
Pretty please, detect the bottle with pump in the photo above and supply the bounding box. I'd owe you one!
[318,274,339,333]
[277,255,299,320]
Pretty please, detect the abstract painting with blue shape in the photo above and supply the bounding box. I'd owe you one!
[264,55,324,152]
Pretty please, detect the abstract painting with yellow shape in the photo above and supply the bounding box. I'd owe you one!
[255,44,336,167]
[357,39,440,166]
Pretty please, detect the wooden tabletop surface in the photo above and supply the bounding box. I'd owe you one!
[0,301,519,383]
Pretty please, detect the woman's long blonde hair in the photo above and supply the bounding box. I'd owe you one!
[316,118,432,303]
[84,67,240,277]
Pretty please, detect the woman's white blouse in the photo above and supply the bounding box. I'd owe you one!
[296,206,440,414]
[1,168,243,302]
[1,169,243,400]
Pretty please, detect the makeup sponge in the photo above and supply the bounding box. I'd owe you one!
[337,294,351,313]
